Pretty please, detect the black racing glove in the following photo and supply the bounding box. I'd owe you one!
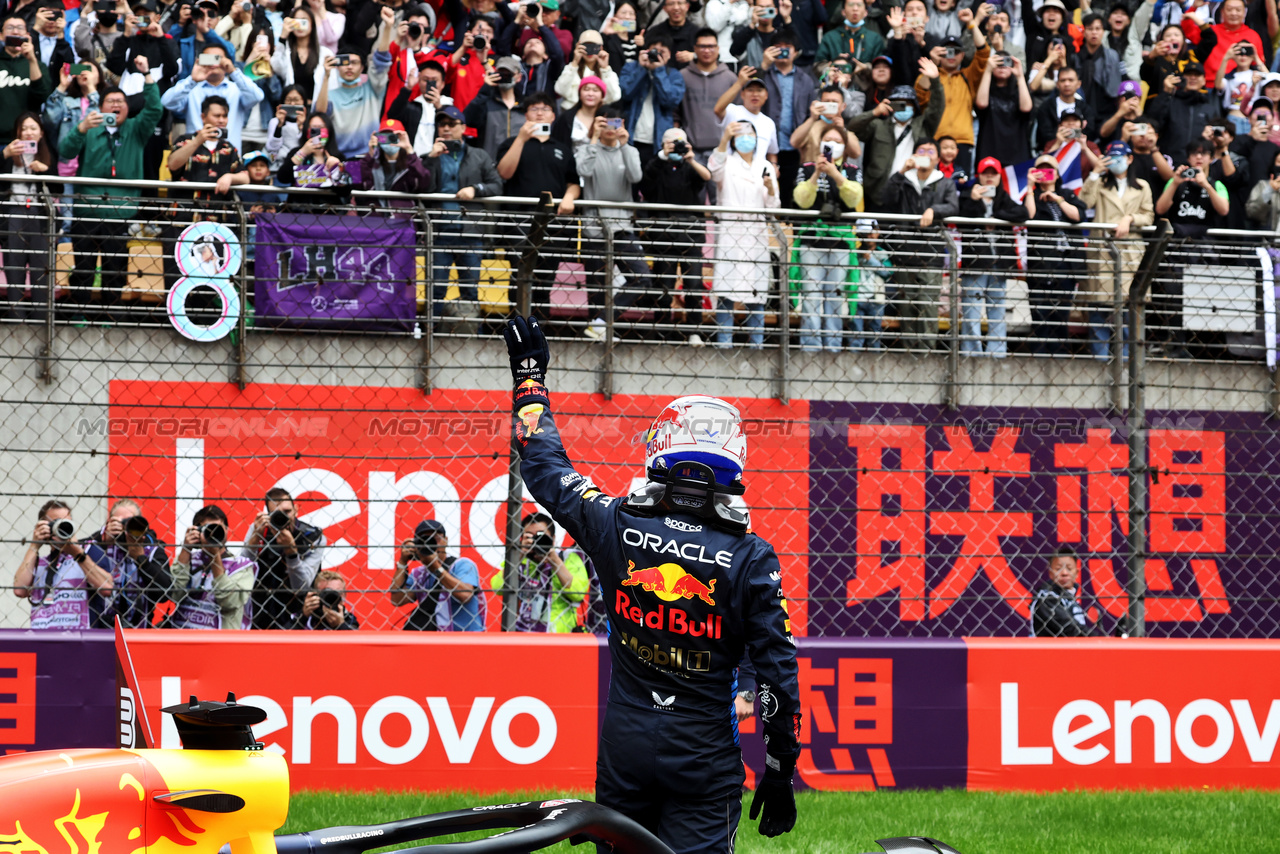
[749,753,797,837]
[503,314,551,410]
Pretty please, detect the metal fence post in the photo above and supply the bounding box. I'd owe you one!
[38,186,58,384]
[232,199,250,389]
[415,201,434,394]
[1107,240,1124,413]
[941,227,960,409]
[769,219,791,403]
[600,226,615,400]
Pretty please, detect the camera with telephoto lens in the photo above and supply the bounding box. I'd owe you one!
[50,518,76,541]
[525,2,538,15]
[123,515,150,537]
[1180,166,1198,180]
[269,508,291,530]
[406,21,422,38]
[201,522,227,547]
[647,48,661,62]
[528,531,554,562]
[319,588,343,611]
[473,35,486,50]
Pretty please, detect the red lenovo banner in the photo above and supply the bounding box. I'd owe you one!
[967,638,1280,790]
[122,630,602,793]
[105,382,811,634]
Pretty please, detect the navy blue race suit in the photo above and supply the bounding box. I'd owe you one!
[512,393,802,854]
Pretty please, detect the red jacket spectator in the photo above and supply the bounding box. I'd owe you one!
[1195,0,1265,84]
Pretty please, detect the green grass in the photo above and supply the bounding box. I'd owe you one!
[284,788,1280,853]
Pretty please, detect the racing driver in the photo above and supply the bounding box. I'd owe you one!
[503,315,801,853]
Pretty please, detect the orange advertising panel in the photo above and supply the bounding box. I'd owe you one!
[967,638,1280,790]
[122,630,601,793]
[105,382,810,633]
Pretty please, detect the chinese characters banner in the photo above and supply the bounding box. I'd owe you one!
[809,402,1274,639]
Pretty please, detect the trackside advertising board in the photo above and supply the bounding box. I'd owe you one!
[116,632,1280,793]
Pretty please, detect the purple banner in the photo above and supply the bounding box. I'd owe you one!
[809,402,1280,639]
[0,630,117,752]
[253,212,417,331]
[739,638,969,791]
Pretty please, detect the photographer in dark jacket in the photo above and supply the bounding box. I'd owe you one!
[293,571,360,630]
[89,499,171,628]
[1032,545,1095,637]
[242,487,326,629]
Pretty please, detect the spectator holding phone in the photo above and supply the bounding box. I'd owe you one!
[170,505,257,630]
[264,84,309,165]
[1023,154,1085,354]
[271,5,334,102]
[0,16,52,150]
[1196,0,1265,87]
[1032,67,1095,152]
[162,42,264,151]
[108,1,181,94]
[357,118,428,211]
[31,5,72,78]
[384,5,439,119]
[490,513,589,633]
[1146,62,1221,171]
[445,17,497,112]
[1215,39,1264,130]
[42,60,102,191]
[317,4,393,159]
[1096,79,1144,146]
[171,0,234,83]
[710,118,779,348]
[600,0,640,73]
[2,111,54,321]
[423,106,502,320]
[213,0,254,59]
[61,54,160,320]
[974,50,1031,167]
[956,156,1028,357]
[618,37,686,162]
[277,111,346,188]
[464,55,527,160]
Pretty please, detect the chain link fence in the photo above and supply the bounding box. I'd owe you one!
[2,176,1278,638]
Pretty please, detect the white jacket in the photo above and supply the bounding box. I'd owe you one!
[553,62,622,110]
[704,0,751,64]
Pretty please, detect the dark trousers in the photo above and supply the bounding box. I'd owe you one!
[5,201,50,320]
[1029,283,1073,354]
[775,149,801,208]
[69,215,129,310]
[584,229,654,322]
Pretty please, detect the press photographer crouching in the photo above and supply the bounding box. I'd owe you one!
[13,499,114,630]
[294,571,360,630]
[243,487,325,629]
[169,505,257,630]
[391,519,485,632]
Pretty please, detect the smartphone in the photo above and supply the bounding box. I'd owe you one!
[1131,123,1151,136]
[1029,168,1056,183]
[19,140,37,154]
[377,130,397,144]
[337,53,353,66]
[818,101,838,115]
[583,42,601,54]
[210,127,225,140]
[980,185,996,197]
[534,122,552,135]
[102,113,117,127]
[421,78,437,93]
[758,6,776,18]
[255,33,269,49]
[906,15,923,26]
[282,104,303,119]
[197,54,220,66]
[137,14,151,25]
[4,35,26,48]
[944,46,957,59]
[606,117,623,129]
[617,18,636,31]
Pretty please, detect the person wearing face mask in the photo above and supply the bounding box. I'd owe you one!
[816,0,884,66]
[278,112,346,190]
[849,71,943,211]
[640,127,712,342]
[1078,140,1154,359]
[74,0,125,80]
[358,118,429,204]
[61,54,160,319]
[315,3,393,158]
[790,125,863,351]
[955,156,1028,357]
[465,55,529,161]
[709,119,780,348]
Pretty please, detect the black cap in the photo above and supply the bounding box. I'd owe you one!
[1183,61,1206,75]
[938,34,963,47]
[414,519,447,543]
[742,75,767,89]
[888,84,918,105]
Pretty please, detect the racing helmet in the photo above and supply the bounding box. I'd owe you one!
[644,395,747,495]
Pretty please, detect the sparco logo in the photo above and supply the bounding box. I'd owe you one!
[321,830,385,845]
[664,518,703,533]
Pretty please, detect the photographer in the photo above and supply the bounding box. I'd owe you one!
[391,519,484,631]
[167,95,242,201]
[294,571,360,630]
[170,505,257,630]
[13,499,114,630]
[491,512,589,633]
[242,487,326,629]
[89,498,171,628]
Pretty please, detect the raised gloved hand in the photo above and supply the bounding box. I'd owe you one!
[504,315,549,386]
[749,754,797,837]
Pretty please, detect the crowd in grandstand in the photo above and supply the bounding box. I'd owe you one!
[14,495,599,631]
[2,0,1278,353]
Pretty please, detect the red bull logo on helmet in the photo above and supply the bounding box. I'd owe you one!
[622,560,717,606]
